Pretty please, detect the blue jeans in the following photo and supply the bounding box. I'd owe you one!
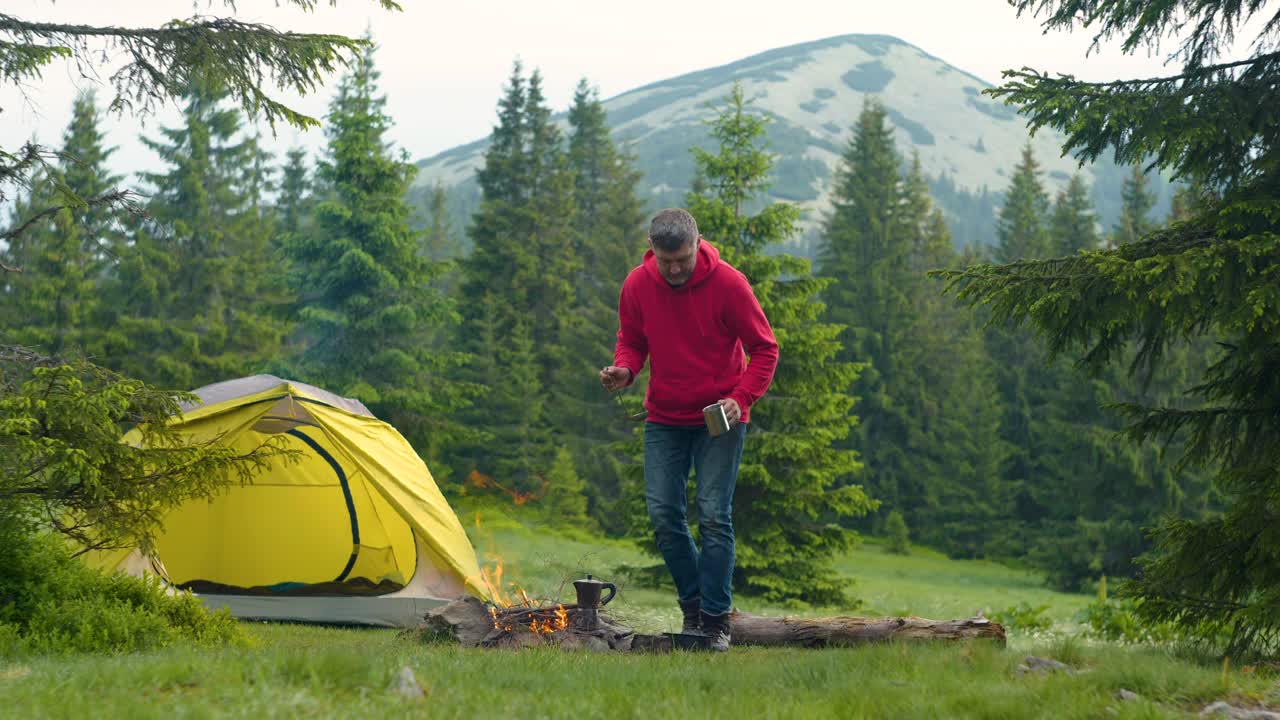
[643,421,747,616]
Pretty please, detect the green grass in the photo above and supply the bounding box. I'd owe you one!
[3,509,1277,719]
[838,542,1091,624]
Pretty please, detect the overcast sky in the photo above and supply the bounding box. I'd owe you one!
[1,1,1269,179]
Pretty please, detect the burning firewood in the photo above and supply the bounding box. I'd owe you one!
[411,596,636,651]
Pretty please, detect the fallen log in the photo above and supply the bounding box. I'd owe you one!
[412,597,1006,651]
[731,611,1006,647]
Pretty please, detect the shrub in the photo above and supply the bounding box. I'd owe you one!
[885,511,911,555]
[1077,597,1181,644]
[990,601,1053,632]
[0,526,247,655]
[1076,577,1182,644]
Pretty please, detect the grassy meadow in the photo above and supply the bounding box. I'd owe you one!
[2,505,1277,719]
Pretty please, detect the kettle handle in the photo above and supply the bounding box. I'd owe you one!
[599,582,617,607]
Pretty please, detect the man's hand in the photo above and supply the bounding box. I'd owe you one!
[719,398,741,426]
[600,366,632,392]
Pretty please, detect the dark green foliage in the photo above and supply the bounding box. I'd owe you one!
[981,155,1210,590]
[897,161,1007,558]
[817,101,907,526]
[950,0,1280,655]
[288,43,476,473]
[685,83,872,605]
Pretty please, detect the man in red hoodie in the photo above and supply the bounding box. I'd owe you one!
[600,208,779,651]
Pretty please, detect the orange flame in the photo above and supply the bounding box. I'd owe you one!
[479,561,512,608]
[528,604,570,635]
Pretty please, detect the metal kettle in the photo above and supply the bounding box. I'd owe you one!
[572,574,617,609]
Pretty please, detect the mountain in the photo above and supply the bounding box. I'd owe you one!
[412,34,1173,256]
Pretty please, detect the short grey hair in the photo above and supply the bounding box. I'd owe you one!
[648,208,699,252]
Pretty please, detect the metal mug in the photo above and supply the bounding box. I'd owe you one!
[703,403,730,437]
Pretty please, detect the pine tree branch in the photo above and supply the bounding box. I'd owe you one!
[997,50,1280,92]
[1,188,140,244]
[0,15,370,129]
[988,32,1280,185]
[1010,0,1280,69]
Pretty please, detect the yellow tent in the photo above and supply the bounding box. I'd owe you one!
[89,375,487,627]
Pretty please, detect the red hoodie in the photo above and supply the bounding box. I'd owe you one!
[613,240,779,426]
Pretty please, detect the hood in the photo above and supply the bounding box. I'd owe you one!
[642,239,721,291]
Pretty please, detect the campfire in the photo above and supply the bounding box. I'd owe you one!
[438,568,638,651]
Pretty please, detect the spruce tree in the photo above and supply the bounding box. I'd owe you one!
[2,91,121,355]
[564,79,647,525]
[1110,164,1156,248]
[896,157,1008,556]
[453,62,580,498]
[520,71,580,389]
[288,43,475,471]
[99,74,290,389]
[277,146,312,241]
[819,121,1007,556]
[816,101,912,525]
[422,182,462,263]
[686,83,871,605]
[1050,174,1100,255]
[994,143,1051,262]
[945,0,1280,654]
